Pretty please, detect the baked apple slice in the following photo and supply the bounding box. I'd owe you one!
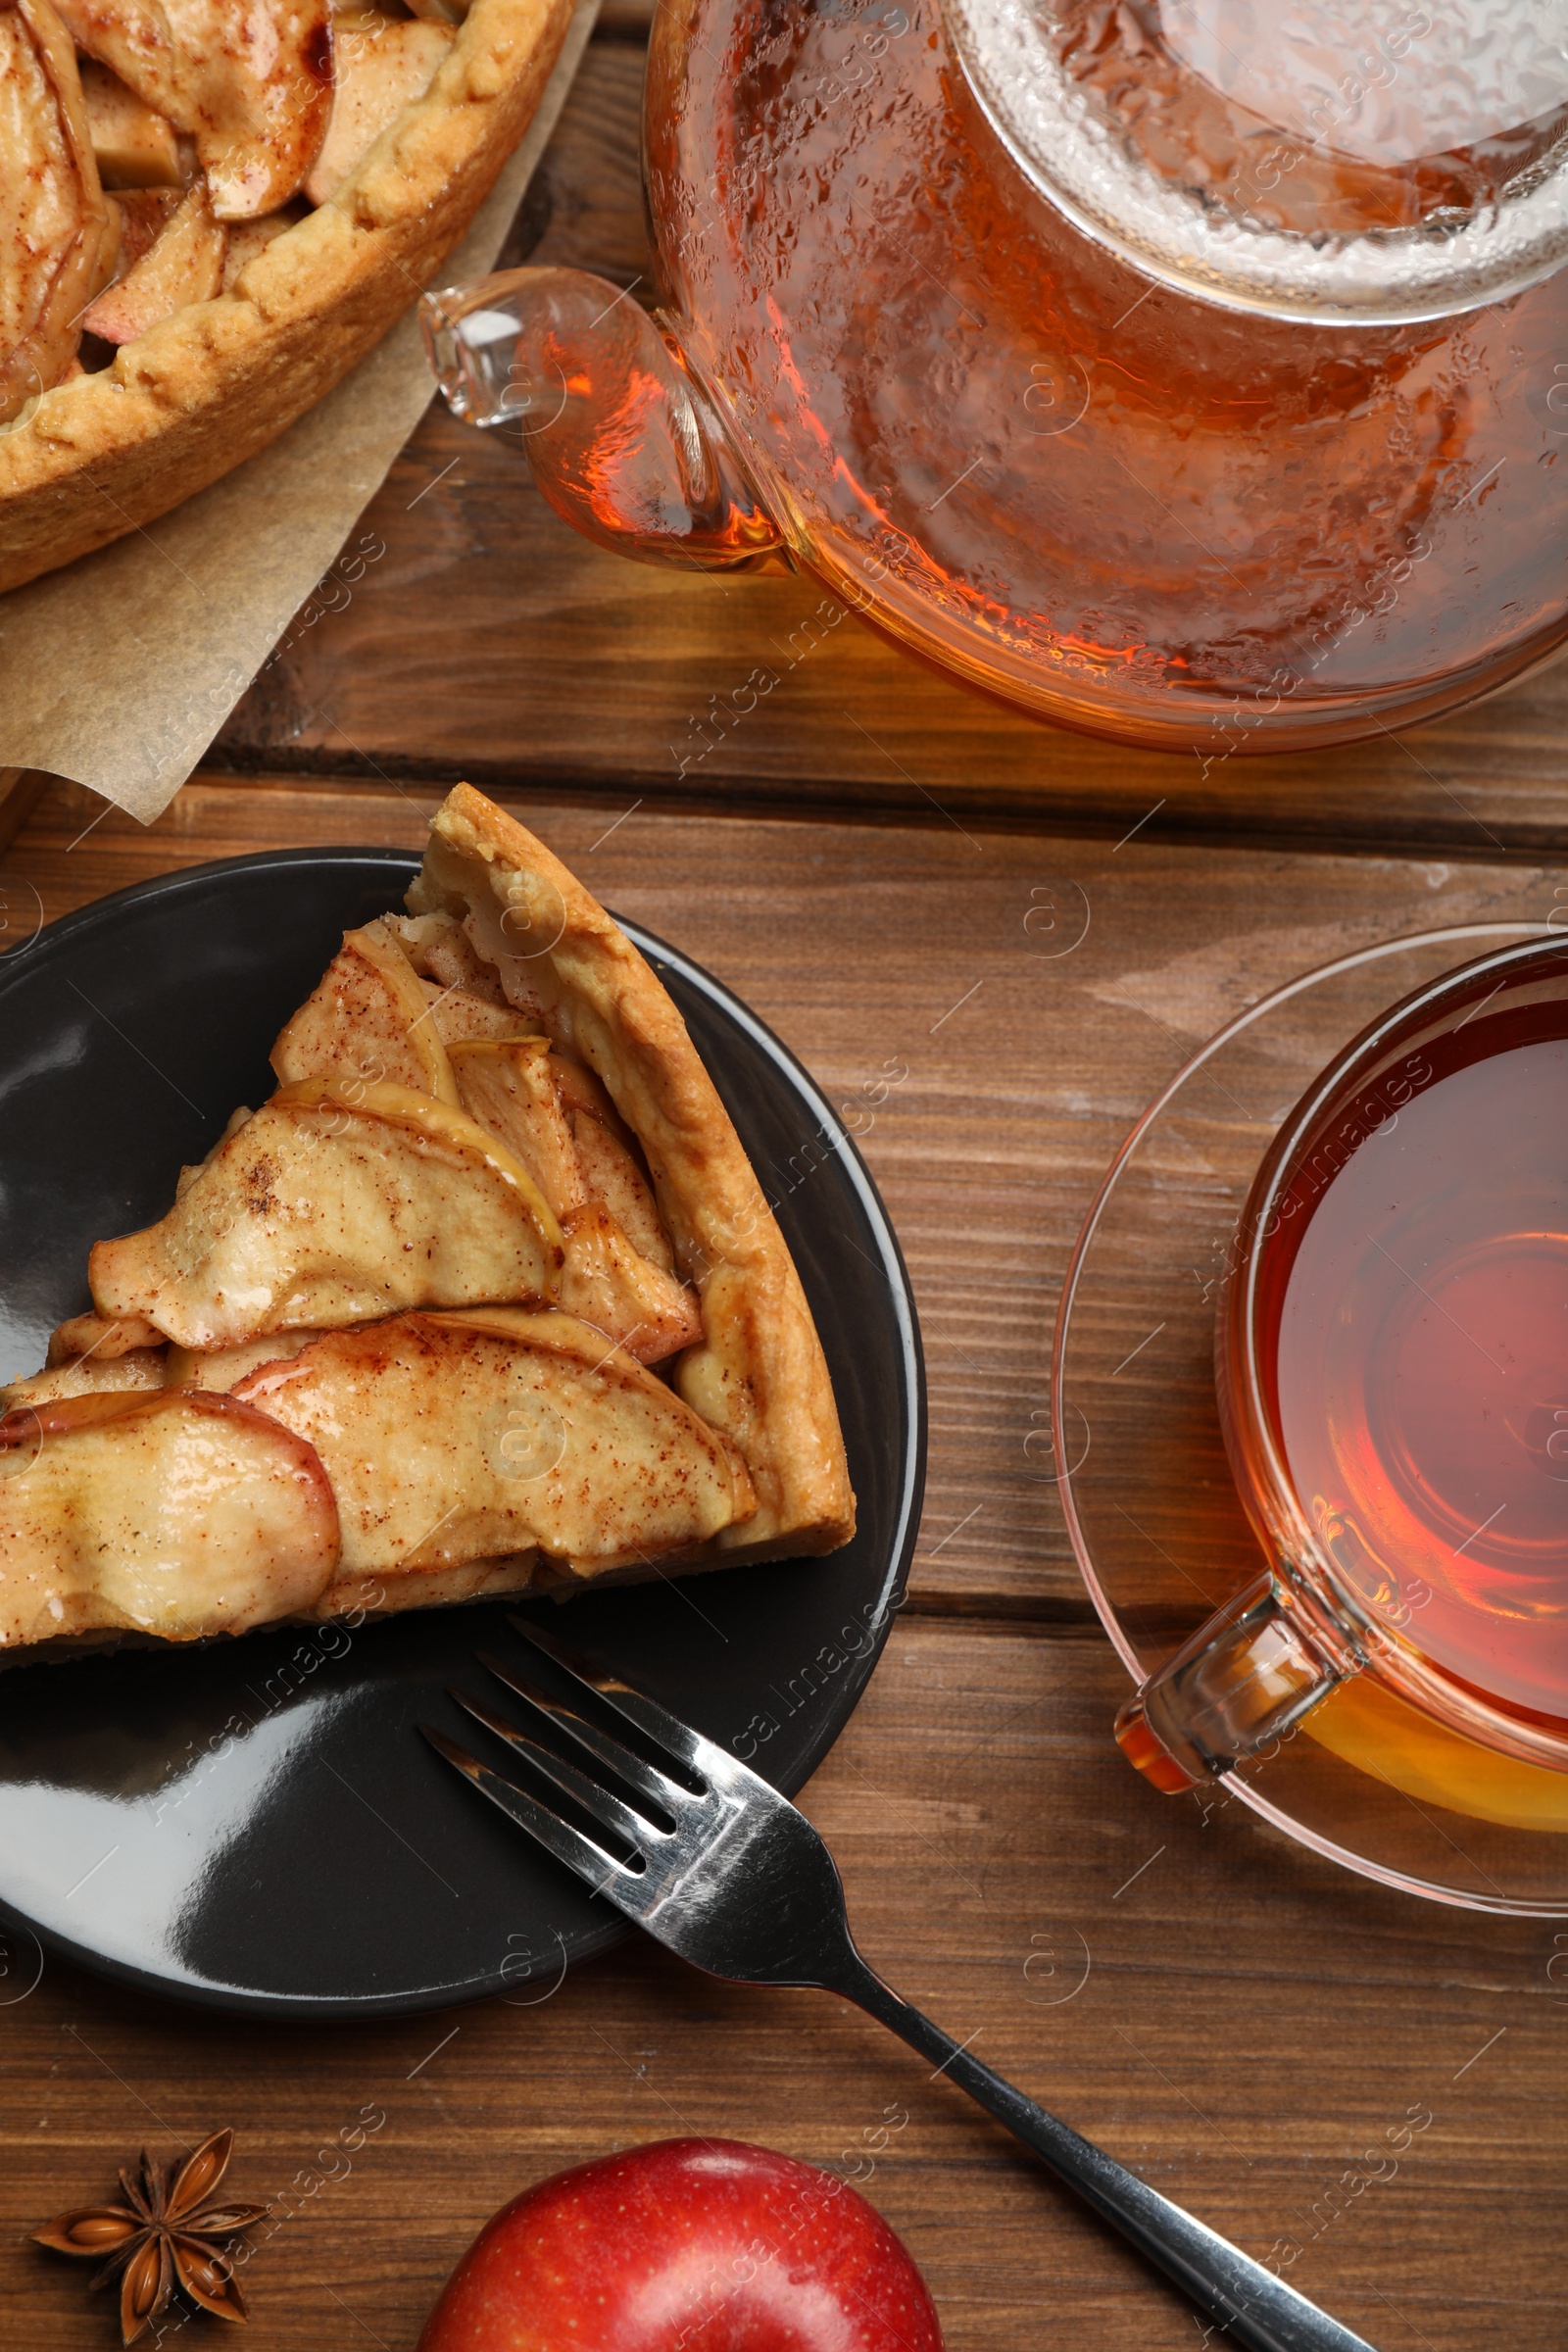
[1,1348,167,1410]
[271,917,462,1103]
[83,179,225,345]
[47,0,181,122]
[557,1200,703,1364]
[48,1308,164,1362]
[304,10,453,206]
[1,1304,170,1411]
[390,910,514,1003]
[411,786,857,1565]
[168,1328,324,1387]
[104,184,180,272]
[0,1389,339,1647]
[448,1039,701,1361]
[89,1077,564,1348]
[420,984,525,1045]
[79,57,180,185]
[165,0,332,215]
[551,1051,675,1271]
[0,1306,170,1405]
[231,1308,756,1584]
[447,1036,583,1214]
[0,0,115,419]
[53,0,332,218]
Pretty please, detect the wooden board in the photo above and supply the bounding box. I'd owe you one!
[208,41,1568,858]
[3,779,1565,2348]
[0,1611,1557,2352]
[3,1618,1560,2352]
[9,773,1566,1621]
[0,767,47,857]
[6,23,1568,2344]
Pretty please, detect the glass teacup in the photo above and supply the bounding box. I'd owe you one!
[1116,934,1568,1820]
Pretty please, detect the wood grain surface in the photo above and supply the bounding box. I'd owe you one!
[1,775,1564,2350]
[7,20,1568,2350]
[0,769,48,858]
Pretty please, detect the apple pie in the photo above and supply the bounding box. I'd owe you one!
[0,785,857,1654]
[0,0,575,592]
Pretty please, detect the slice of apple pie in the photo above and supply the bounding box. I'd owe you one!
[0,0,576,590]
[0,786,856,1655]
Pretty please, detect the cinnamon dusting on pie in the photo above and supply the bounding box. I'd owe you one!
[0,0,577,586]
[0,788,855,1656]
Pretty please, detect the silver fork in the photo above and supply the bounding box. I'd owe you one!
[423,1621,1377,2352]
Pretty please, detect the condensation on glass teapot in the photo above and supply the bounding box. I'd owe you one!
[947,0,1568,318]
[1162,2,1568,169]
[422,0,1568,753]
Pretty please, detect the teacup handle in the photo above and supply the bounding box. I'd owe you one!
[1115,1573,1351,1792]
[419,266,790,573]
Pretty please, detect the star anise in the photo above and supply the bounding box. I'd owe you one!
[33,2128,267,2344]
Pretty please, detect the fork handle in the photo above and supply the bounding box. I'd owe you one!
[837,1957,1377,2352]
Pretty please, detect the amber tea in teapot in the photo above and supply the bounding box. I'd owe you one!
[657,0,1568,747]
[427,0,1568,752]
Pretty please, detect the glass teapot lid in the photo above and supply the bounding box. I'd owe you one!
[943,0,1568,321]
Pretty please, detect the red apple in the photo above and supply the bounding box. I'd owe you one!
[416,2136,944,2352]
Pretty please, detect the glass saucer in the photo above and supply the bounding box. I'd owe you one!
[1053,922,1568,1916]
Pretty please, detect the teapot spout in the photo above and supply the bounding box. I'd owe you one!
[420,266,791,574]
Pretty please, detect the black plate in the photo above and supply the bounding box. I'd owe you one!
[0,851,923,2017]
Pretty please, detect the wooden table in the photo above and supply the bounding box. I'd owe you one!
[4,22,1568,2348]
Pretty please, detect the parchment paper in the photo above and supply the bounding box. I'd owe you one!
[0,0,601,824]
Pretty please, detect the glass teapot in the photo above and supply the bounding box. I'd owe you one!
[422,1,1568,754]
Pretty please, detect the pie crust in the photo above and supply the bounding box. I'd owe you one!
[0,788,858,1656]
[409,783,858,1573]
[0,0,575,594]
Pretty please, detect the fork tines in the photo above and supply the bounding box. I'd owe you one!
[421,1718,637,1894]
[478,1645,689,1817]
[505,1617,711,1781]
[419,1623,709,1903]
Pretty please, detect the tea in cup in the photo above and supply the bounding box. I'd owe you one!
[1117,936,1568,1819]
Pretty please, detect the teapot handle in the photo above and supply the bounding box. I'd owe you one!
[420,266,791,574]
[1115,1572,1350,1792]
